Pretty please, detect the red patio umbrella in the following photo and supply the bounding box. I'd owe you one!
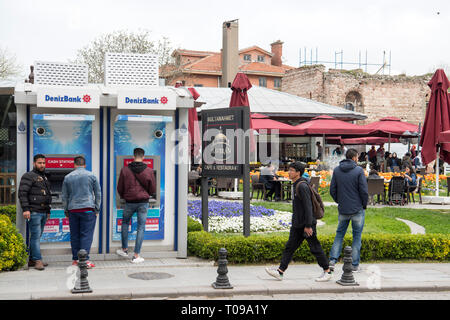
[251,117,297,135]
[175,82,201,159]
[294,115,371,135]
[326,136,400,145]
[419,69,450,196]
[420,69,450,165]
[229,73,255,152]
[438,130,450,143]
[363,117,419,137]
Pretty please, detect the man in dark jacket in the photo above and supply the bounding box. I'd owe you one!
[18,154,52,270]
[265,162,332,282]
[329,148,368,272]
[116,148,156,263]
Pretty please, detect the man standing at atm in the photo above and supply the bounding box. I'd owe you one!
[18,154,52,270]
[116,147,156,264]
[62,156,101,268]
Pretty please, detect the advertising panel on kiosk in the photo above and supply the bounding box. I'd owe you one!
[112,114,172,242]
[33,113,96,242]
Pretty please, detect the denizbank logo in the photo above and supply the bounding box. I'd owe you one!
[125,96,168,104]
[37,88,99,109]
[45,94,91,103]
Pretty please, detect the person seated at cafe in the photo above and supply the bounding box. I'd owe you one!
[332,146,342,156]
[367,169,383,180]
[387,152,401,172]
[259,162,281,201]
[315,159,326,171]
[413,151,422,169]
[402,152,413,170]
[403,165,417,194]
[358,152,368,163]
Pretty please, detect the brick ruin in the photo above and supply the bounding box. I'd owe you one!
[282,65,432,125]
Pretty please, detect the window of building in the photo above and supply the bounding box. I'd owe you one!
[244,54,251,61]
[344,102,355,111]
[259,77,267,87]
[193,84,203,87]
[274,78,281,88]
[257,55,265,62]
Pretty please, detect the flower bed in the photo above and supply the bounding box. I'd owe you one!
[187,200,292,233]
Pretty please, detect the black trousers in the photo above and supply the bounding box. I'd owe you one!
[279,224,329,272]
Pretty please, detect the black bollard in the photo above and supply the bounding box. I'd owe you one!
[336,246,359,286]
[212,248,233,289]
[71,249,93,294]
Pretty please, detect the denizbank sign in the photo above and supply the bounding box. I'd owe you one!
[118,89,176,110]
[37,87,100,109]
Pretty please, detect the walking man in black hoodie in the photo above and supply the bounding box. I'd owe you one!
[329,148,368,272]
[116,148,156,263]
[265,162,332,282]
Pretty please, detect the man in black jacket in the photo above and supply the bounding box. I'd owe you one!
[265,162,332,282]
[329,148,368,273]
[18,154,52,270]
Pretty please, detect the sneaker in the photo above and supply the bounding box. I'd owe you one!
[329,260,336,272]
[131,255,145,264]
[85,261,95,269]
[72,260,78,266]
[265,267,284,281]
[352,265,361,273]
[315,271,332,282]
[116,249,129,258]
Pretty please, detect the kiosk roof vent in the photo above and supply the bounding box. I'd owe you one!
[104,53,159,87]
[34,61,88,86]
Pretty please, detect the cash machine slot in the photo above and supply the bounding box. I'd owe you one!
[44,154,81,209]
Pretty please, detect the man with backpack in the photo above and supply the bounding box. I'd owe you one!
[116,148,156,264]
[329,148,368,273]
[265,162,332,282]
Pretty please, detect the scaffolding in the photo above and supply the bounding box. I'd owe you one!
[299,48,392,75]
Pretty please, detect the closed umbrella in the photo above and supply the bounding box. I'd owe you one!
[419,69,450,196]
[229,72,255,152]
[175,83,201,160]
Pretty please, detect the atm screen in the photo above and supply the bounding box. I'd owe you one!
[44,155,80,208]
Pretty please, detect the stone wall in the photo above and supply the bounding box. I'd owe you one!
[282,65,432,125]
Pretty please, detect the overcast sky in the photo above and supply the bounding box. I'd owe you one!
[1,0,449,80]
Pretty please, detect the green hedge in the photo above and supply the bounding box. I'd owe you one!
[0,214,27,271]
[187,216,203,233]
[188,231,450,263]
[0,205,16,224]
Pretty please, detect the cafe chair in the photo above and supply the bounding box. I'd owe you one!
[250,174,265,200]
[367,179,385,205]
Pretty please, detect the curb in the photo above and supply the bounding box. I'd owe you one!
[27,285,450,300]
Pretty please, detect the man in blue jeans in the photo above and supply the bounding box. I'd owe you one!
[116,148,156,263]
[62,156,101,268]
[18,154,52,270]
[329,148,368,272]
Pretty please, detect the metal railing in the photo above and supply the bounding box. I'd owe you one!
[0,173,16,206]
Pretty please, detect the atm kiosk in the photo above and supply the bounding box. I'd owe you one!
[15,57,193,260]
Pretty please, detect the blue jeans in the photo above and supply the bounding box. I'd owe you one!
[69,211,97,261]
[121,202,149,254]
[329,209,365,266]
[29,212,48,261]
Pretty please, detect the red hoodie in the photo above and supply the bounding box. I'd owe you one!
[117,161,156,203]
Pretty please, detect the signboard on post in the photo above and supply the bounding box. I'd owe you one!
[200,107,251,236]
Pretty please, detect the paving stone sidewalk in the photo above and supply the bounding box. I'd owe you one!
[1,258,449,300]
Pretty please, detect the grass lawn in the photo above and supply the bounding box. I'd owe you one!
[250,201,450,236]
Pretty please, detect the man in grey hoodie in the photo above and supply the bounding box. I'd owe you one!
[329,148,368,272]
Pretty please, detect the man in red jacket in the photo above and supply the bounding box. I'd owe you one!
[116,148,156,263]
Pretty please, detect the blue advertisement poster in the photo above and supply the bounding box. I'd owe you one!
[33,114,93,242]
[112,115,168,241]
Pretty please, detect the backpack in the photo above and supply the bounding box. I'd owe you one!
[295,180,325,220]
